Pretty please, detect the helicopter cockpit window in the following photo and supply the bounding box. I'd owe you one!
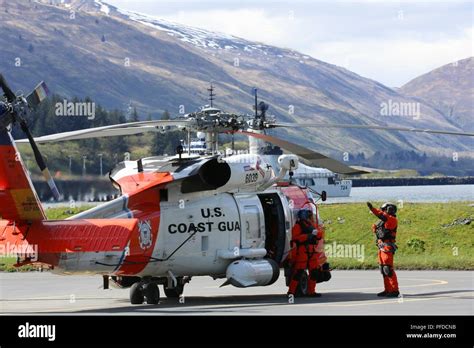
[298,178,315,187]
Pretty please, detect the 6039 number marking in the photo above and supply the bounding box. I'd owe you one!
[245,173,258,183]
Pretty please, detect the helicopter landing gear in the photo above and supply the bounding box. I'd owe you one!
[164,279,184,298]
[164,276,189,298]
[130,282,144,305]
[130,281,160,305]
[143,283,160,304]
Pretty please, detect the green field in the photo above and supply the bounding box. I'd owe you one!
[1,202,473,271]
[321,202,473,270]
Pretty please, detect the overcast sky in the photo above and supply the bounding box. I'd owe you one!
[106,0,473,87]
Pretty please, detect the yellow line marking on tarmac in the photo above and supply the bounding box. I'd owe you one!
[326,278,448,292]
[169,278,459,311]
[307,292,474,308]
[302,296,444,308]
[203,278,448,292]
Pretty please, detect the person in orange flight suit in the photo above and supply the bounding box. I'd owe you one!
[367,202,400,297]
[288,208,323,298]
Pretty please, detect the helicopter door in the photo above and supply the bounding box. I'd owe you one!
[235,195,265,249]
[258,193,288,264]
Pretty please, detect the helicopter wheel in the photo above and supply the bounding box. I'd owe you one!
[143,283,160,304]
[130,282,144,305]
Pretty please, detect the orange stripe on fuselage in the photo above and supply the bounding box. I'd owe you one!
[114,173,172,276]
[116,172,173,195]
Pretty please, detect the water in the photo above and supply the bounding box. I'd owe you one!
[324,185,474,203]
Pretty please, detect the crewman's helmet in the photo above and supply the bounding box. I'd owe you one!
[302,202,318,225]
[297,208,312,220]
[381,202,397,216]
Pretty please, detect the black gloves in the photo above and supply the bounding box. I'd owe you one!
[308,234,319,244]
[367,202,373,210]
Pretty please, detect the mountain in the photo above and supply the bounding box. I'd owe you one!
[0,0,471,158]
[400,57,473,131]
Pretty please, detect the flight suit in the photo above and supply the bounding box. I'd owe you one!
[370,207,399,294]
[288,219,322,296]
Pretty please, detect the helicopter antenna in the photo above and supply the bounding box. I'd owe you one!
[254,88,258,119]
[208,83,215,107]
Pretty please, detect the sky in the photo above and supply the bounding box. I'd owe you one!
[106,0,473,87]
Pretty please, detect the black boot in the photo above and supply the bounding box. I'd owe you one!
[385,291,400,298]
[377,291,387,297]
[307,293,322,298]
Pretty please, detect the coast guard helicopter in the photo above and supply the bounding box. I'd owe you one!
[1,75,473,304]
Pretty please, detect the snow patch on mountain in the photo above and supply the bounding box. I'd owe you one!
[48,0,307,60]
[95,1,110,15]
[115,6,303,59]
[117,8,245,49]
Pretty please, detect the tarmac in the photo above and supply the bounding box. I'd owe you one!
[0,270,472,315]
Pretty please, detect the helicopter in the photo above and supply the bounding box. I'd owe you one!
[1,75,472,304]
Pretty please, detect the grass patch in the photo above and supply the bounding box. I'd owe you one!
[43,206,93,220]
[321,202,474,270]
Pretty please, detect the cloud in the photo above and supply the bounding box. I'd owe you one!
[310,26,474,86]
[161,8,297,46]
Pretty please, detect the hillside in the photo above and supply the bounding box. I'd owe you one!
[0,0,472,158]
[400,57,473,131]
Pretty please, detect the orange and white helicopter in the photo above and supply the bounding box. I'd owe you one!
[1,75,472,304]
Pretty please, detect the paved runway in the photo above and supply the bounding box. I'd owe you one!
[0,270,472,315]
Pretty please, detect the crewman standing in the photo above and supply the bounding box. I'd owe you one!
[288,208,323,298]
[367,202,400,297]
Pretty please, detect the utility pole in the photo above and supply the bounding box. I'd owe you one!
[98,154,103,176]
[68,155,72,176]
[254,88,258,118]
[82,155,87,176]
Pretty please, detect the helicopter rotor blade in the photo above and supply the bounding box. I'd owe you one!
[0,73,16,103]
[19,119,60,200]
[21,86,60,199]
[271,122,474,137]
[238,130,367,175]
[15,120,191,144]
[0,74,60,200]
